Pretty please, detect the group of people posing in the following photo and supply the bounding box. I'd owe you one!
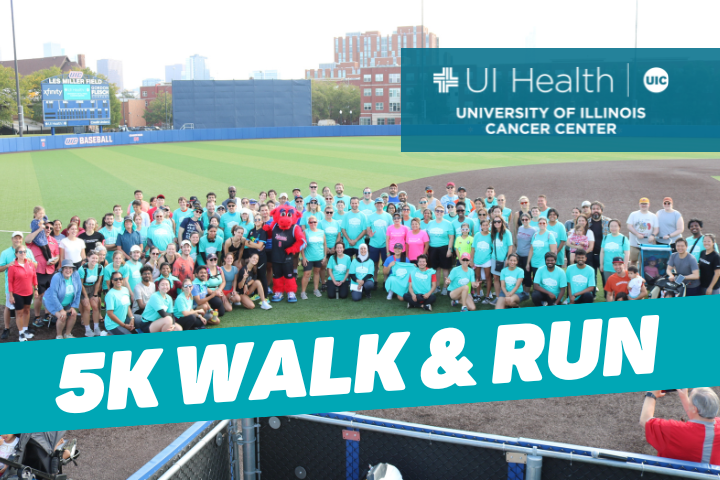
[1,182,717,342]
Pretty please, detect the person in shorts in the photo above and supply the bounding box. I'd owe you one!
[626,197,659,267]
[426,205,455,295]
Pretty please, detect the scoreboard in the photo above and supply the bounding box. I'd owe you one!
[41,72,111,127]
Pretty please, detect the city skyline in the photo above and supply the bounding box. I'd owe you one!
[1,0,719,89]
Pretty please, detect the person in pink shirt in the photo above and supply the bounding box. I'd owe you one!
[406,218,430,263]
[386,214,410,257]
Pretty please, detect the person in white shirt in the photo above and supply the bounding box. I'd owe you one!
[626,197,659,267]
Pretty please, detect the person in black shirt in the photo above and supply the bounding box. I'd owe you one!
[245,216,269,294]
[699,234,720,295]
[79,218,105,256]
[179,207,204,241]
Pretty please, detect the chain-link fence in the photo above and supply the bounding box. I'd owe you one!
[257,413,720,480]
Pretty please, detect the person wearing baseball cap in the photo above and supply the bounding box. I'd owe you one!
[179,206,205,242]
[446,253,479,312]
[117,216,142,259]
[655,197,684,251]
[388,183,400,203]
[604,256,632,301]
[581,200,592,216]
[440,182,458,212]
[424,186,440,211]
[368,198,394,284]
[626,197,659,266]
[147,194,171,222]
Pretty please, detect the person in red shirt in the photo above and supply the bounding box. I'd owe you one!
[604,257,631,301]
[641,388,720,464]
[7,245,38,342]
[147,194,172,222]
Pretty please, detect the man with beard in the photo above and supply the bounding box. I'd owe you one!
[334,183,350,212]
[455,186,473,213]
[452,204,478,236]
[588,201,611,276]
[99,212,120,264]
[532,252,567,306]
[397,191,416,214]
[387,183,400,204]
[222,186,238,210]
[626,197,659,267]
[685,218,718,262]
[565,248,596,304]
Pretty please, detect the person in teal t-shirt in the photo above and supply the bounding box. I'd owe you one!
[496,254,526,309]
[527,218,558,272]
[367,198,393,279]
[198,226,224,266]
[566,249,596,304]
[426,207,455,294]
[405,255,437,311]
[532,252,567,306]
[104,273,134,335]
[349,244,375,301]
[320,208,341,259]
[471,219,493,300]
[173,198,194,239]
[147,211,175,253]
[300,218,327,299]
[600,220,630,281]
[341,198,369,257]
[103,251,131,293]
[139,278,181,332]
[446,254,479,311]
[219,202,243,240]
[326,243,352,299]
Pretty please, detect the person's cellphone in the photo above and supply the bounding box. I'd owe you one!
[662,389,677,393]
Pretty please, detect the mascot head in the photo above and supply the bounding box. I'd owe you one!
[271,205,301,230]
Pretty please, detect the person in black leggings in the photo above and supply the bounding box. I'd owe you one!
[246,216,269,294]
[174,279,207,330]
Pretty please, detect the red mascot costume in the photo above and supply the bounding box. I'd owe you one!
[263,205,306,303]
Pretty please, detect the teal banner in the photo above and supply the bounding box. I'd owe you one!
[401,48,720,152]
[7,296,719,433]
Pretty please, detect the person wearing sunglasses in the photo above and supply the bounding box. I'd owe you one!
[490,215,514,303]
[78,251,104,337]
[145,247,162,280]
[515,196,532,238]
[303,182,327,211]
[147,210,175,255]
[427,205,455,295]
[455,187,473,213]
[7,245,38,341]
[447,253,480,312]
[139,277,182,333]
[221,186,238,210]
[358,188,375,216]
[399,204,413,227]
[451,205,477,238]
[440,182,458,211]
[368,198,393,284]
[412,199,434,221]
[626,197,659,267]
[300,215,327,299]
[655,197,684,252]
[104,272,135,335]
[319,207,340,288]
[471,219,493,303]
[301,198,323,230]
[173,279,207,331]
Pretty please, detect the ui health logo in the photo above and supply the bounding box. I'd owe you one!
[432,66,669,94]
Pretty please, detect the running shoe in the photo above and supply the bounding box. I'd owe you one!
[450,300,458,307]
[271,293,283,302]
[24,331,34,339]
[0,329,8,340]
[489,297,498,305]
[260,300,272,310]
[461,306,469,312]
[542,301,548,306]
[18,332,27,342]
[32,318,45,328]
[314,289,322,297]
[251,294,260,302]
[423,304,433,311]
[287,292,298,303]
[64,333,76,339]
[386,291,394,300]
[56,335,64,340]
[300,292,308,300]
[481,298,490,305]
[441,287,448,296]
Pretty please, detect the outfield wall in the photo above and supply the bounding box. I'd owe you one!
[0,125,401,154]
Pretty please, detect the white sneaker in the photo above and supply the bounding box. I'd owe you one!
[24,331,34,339]
[441,287,448,296]
[386,291,394,300]
[94,328,103,337]
[18,332,27,342]
[56,335,64,340]
[300,292,308,300]
[314,289,322,298]
[64,333,75,339]
[85,329,95,337]
[234,302,243,306]
[260,300,272,310]
[541,301,549,307]
[99,330,108,336]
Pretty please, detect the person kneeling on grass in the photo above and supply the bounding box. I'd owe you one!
[383,243,410,301]
[104,272,135,335]
[404,254,437,311]
[447,253,480,312]
[349,243,375,301]
[565,248,596,304]
[496,254,528,309]
[138,278,182,333]
[327,242,351,299]
[43,260,82,340]
[236,253,272,310]
[173,278,207,330]
[531,252,567,307]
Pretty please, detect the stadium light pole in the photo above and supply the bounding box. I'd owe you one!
[10,0,24,137]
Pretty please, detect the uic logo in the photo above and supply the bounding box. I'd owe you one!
[433,67,458,93]
[68,71,84,79]
[644,67,668,93]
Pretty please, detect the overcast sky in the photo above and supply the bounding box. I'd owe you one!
[1,0,718,90]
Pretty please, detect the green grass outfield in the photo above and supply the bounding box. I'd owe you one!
[0,136,717,327]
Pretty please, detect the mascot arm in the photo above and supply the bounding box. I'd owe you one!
[285,225,306,255]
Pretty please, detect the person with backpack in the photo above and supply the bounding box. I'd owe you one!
[78,250,105,337]
[43,260,82,339]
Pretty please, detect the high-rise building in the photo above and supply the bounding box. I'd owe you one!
[142,78,162,86]
[251,70,279,80]
[305,25,438,125]
[184,55,211,80]
[165,64,183,82]
[97,59,124,90]
[43,42,64,57]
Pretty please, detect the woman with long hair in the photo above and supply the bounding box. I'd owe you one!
[138,278,182,333]
[490,215,514,305]
[386,203,397,217]
[159,242,179,272]
[526,217,557,281]
[78,250,104,337]
[471,219,493,303]
[173,278,207,331]
[237,252,272,310]
[567,214,594,265]
[205,252,228,315]
[220,252,242,309]
[400,204,413,227]
[599,219,629,282]
[145,246,162,280]
[59,223,86,269]
[189,232,201,262]
[495,254,527,309]
[245,215,269,295]
[326,242,351,299]
[224,225,246,268]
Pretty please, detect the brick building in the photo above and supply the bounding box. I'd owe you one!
[140,83,172,106]
[305,26,438,125]
[121,99,146,128]
[0,54,86,76]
